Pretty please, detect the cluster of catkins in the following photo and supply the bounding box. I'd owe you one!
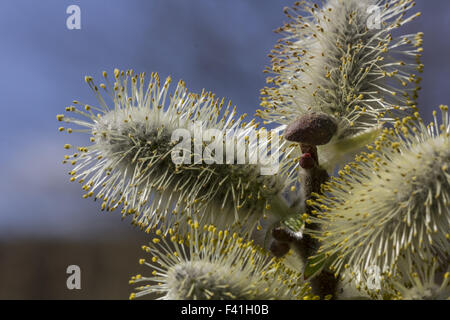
[58,0,449,300]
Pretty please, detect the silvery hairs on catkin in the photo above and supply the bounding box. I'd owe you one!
[57,69,297,236]
[339,251,449,300]
[258,0,423,170]
[388,253,450,300]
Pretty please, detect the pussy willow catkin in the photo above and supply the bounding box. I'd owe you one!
[258,0,423,169]
[306,106,449,279]
[58,70,296,235]
[129,222,312,300]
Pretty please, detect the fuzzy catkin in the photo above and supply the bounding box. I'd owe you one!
[389,254,450,300]
[129,222,312,300]
[305,106,450,280]
[58,70,297,235]
[258,0,423,170]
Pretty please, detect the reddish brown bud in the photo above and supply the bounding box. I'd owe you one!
[300,153,316,169]
[284,113,337,145]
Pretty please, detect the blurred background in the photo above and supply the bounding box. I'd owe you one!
[0,0,448,299]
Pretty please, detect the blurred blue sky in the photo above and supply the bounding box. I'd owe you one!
[0,0,449,239]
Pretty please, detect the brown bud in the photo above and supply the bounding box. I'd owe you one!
[284,113,337,145]
[269,240,290,258]
[272,226,294,242]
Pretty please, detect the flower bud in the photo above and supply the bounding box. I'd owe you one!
[284,113,337,146]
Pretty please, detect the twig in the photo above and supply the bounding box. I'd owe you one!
[270,113,339,298]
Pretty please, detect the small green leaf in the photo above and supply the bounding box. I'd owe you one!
[282,213,305,233]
